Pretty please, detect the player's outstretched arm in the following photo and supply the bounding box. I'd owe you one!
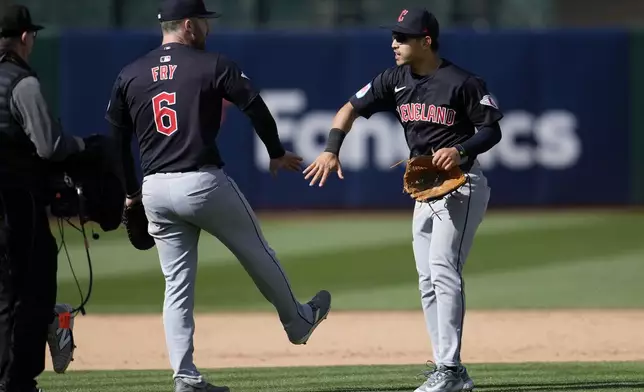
[303,101,360,187]
[304,69,394,187]
[214,55,303,177]
[330,101,361,132]
[242,96,303,177]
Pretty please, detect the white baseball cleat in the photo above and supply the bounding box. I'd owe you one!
[415,365,465,392]
[47,303,76,374]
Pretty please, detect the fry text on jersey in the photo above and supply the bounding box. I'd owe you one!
[151,64,178,82]
[396,103,456,126]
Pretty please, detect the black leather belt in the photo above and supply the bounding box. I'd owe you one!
[156,164,222,174]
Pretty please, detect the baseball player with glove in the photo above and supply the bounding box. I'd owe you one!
[305,8,502,392]
[106,1,331,391]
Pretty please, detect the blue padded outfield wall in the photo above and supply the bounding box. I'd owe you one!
[57,29,631,208]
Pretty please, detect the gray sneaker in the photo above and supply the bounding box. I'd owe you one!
[459,366,474,391]
[415,365,464,392]
[47,303,76,374]
[174,378,229,392]
[289,290,331,345]
[419,362,474,392]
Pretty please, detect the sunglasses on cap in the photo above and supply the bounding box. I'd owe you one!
[392,32,425,43]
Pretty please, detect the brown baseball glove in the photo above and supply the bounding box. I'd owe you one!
[399,155,467,202]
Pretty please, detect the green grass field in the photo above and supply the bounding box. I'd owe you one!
[40,362,644,391]
[43,209,644,392]
[53,210,644,313]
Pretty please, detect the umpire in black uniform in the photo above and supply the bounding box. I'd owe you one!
[0,4,85,392]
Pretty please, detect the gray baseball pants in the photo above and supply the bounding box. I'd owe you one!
[412,160,490,367]
[141,165,315,385]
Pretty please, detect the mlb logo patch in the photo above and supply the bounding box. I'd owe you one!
[160,55,171,63]
[480,94,499,109]
[355,83,372,99]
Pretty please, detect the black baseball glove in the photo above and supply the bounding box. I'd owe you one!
[122,199,155,250]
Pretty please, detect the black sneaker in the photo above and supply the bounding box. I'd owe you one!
[289,290,332,345]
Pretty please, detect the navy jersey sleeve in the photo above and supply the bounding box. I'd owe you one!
[214,55,259,111]
[105,72,139,196]
[105,73,132,129]
[460,75,503,127]
[349,68,397,119]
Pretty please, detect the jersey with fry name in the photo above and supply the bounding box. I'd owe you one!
[349,59,503,159]
[105,42,258,176]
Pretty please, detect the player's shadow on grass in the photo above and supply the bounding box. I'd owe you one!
[479,381,644,391]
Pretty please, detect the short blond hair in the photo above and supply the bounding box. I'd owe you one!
[160,20,183,33]
[160,18,200,33]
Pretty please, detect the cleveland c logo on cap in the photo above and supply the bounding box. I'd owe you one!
[398,9,408,22]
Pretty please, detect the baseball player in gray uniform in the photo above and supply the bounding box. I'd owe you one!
[305,8,503,392]
[105,1,331,391]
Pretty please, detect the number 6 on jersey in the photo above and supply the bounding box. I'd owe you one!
[152,91,178,136]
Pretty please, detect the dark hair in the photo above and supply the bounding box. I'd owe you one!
[431,39,439,52]
[413,36,439,52]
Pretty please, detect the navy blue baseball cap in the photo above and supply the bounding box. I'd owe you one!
[157,0,221,22]
[381,7,439,38]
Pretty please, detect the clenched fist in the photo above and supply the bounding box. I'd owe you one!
[432,147,461,170]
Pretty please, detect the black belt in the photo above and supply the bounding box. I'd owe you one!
[158,166,200,174]
[155,164,222,175]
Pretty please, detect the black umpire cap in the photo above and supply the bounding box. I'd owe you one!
[381,7,439,39]
[158,0,221,22]
[0,4,44,38]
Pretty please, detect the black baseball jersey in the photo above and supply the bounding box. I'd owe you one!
[105,42,258,176]
[349,58,503,159]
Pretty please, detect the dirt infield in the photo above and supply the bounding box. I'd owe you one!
[45,310,644,372]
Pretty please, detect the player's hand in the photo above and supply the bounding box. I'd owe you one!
[432,147,460,170]
[269,150,304,177]
[125,193,142,208]
[303,152,344,187]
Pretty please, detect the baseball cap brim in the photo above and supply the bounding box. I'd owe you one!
[0,24,44,37]
[379,25,427,36]
[196,11,221,19]
[158,11,222,22]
